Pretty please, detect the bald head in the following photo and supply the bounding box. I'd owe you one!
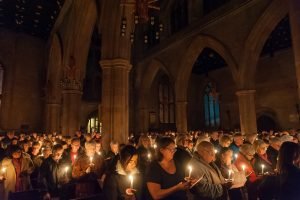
[196,141,215,163]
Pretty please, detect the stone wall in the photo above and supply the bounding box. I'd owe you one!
[0,29,46,132]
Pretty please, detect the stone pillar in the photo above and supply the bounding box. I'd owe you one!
[61,80,82,136]
[236,90,257,134]
[137,107,149,133]
[45,102,61,133]
[100,59,132,150]
[176,101,188,133]
[288,0,300,100]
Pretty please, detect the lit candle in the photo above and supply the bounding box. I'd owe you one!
[234,154,238,159]
[97,152,101,156]
[74,155,77,160]
[228,169,232,179]
[65,166,69,174]
[214,149,218,154]
[242,164,246,172]
[129,175,134,188]
[261,164,265,175]
[90,156,93,164]
[188,165,193,178]
[153,144,157,149]
[147,153,151,160]
[1,167,6,174]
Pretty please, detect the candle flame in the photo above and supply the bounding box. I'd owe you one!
[65,166,69,173]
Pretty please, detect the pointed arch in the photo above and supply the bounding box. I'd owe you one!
[175,34,238,102]
[239,0,288,89]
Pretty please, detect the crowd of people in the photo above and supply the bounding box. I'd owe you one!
[0,129,299,200]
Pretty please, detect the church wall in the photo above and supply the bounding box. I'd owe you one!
[186,48,298,132]
[0,29,45,132]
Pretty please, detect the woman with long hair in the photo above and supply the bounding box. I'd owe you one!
[145,137,190,200]
[277,141,300,199]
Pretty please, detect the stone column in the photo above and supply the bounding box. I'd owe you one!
[236,90,257,134]
[288,0,300,100]
[61,80,82,136]
[176,101,188,133]
[100,59,132,149]
[45,102,61,133]
[137,107,149,133]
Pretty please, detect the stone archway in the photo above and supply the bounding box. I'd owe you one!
[175,34,238,132]
[239,0,288,89]
[137,59,172,132]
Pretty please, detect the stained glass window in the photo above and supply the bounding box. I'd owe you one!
[204,82,220,128]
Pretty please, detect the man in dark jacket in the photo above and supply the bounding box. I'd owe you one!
[266,137,281,169]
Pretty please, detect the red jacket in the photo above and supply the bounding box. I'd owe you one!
[234,152,258,183]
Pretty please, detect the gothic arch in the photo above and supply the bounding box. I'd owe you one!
[239,0,288,89]
[175,34,238,102]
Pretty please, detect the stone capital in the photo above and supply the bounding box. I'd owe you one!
[100,58,132,71]
[235,89,256,96]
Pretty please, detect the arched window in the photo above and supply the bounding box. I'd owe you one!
[158,76,175,124]
[204,82,220,128]
[87,111,101,133]
[171,0,188,33]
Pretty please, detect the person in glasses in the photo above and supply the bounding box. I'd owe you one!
[146,137,190,200]
[174,135,192,177]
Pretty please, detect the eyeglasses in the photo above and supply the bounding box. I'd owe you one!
[165,147,177,153]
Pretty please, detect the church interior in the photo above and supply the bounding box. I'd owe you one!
[0,0,299,145]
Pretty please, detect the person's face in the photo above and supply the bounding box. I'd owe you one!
[125,155,138,172]
[23,143,29,151]
[160,143,176,161]
[200,146,216,163]
[221,150,233,166]
[7,132,14,139]
[211,132,219,140]
[52,149,63,161]
[71,141,80,152]
[271,142,281,151]
[12,139,18,145]
[32,145,40,155]
[244,151,255,161]
[85,136,92,142]
[142,138,150,148]
[86,145,96,157]
[110,144,119,154]
[221,140,231,148]
[234,136,244,146]
[12,151,21,159]
[257,144,268,155]
[44,149,52,158]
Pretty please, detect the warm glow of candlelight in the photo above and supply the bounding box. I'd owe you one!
[234,154,238,159]
[228,169,232,179]
[188,165,193,178]
[129,175,134,188]
[65,166,69,173]
[74,155,77,160]
[97,152,101,155]
[1,167,6,174]
[242,164,246,171]
[147,153,151,160]
[90,156,93,164]
[153,144,157,149]
[261,164,265,174]
[214,149,218,154]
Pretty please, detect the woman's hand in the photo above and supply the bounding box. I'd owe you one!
[125,188,137,196]
[176,181,190,191]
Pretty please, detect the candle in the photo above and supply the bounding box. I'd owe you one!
[97,152,102,156]
[242,164,246,172]
[65,166,69,174]
[234,154,238,159]
[74,155,77,160]
[90,156,93,164]
[188,165,193,178]
[153,144,157,149]
[147,153,151,160]
[261,164,265,175]
[214,149,218,154]
[228,169,232,179]
[1,167,6,174]
[129,175,134,188]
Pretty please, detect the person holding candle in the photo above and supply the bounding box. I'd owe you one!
[188,141,230,200]
[0,145,34,200]
[174,134,192,176]
[72,140,105,198]
[215,147,247,200]
[137,135,155,175]
[63,137,83,166]
[103,145,142,200]
[146,137,190,200]
[252,139,273,175]
[234,144,259,200]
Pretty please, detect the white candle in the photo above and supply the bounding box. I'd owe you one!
[153,144,157,149]
[1,167,6,174]
[228,170,232,179]
[97,152,101,156]
[90,156,93,164]
[188,165,193,178]
[242,164,246,172]
[65,166,69,174]
[214,149,218,154]
[261,164,265,175]
[147,153,151,160]
[129,175,134,188]
[74,155,77,160]
[234,154,238,159]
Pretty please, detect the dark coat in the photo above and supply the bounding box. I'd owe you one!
[266,146,278,170]
[279,164,300,200]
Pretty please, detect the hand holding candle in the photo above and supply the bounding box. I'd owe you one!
[129,175,134,189]
[147,153,151,161]
[65,166,69,174]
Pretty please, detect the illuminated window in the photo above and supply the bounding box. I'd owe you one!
[158,76,175,124]
[87,111,101,133]
[204,82,220,128]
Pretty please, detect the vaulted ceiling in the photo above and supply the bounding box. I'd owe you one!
[0,0,65,40]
